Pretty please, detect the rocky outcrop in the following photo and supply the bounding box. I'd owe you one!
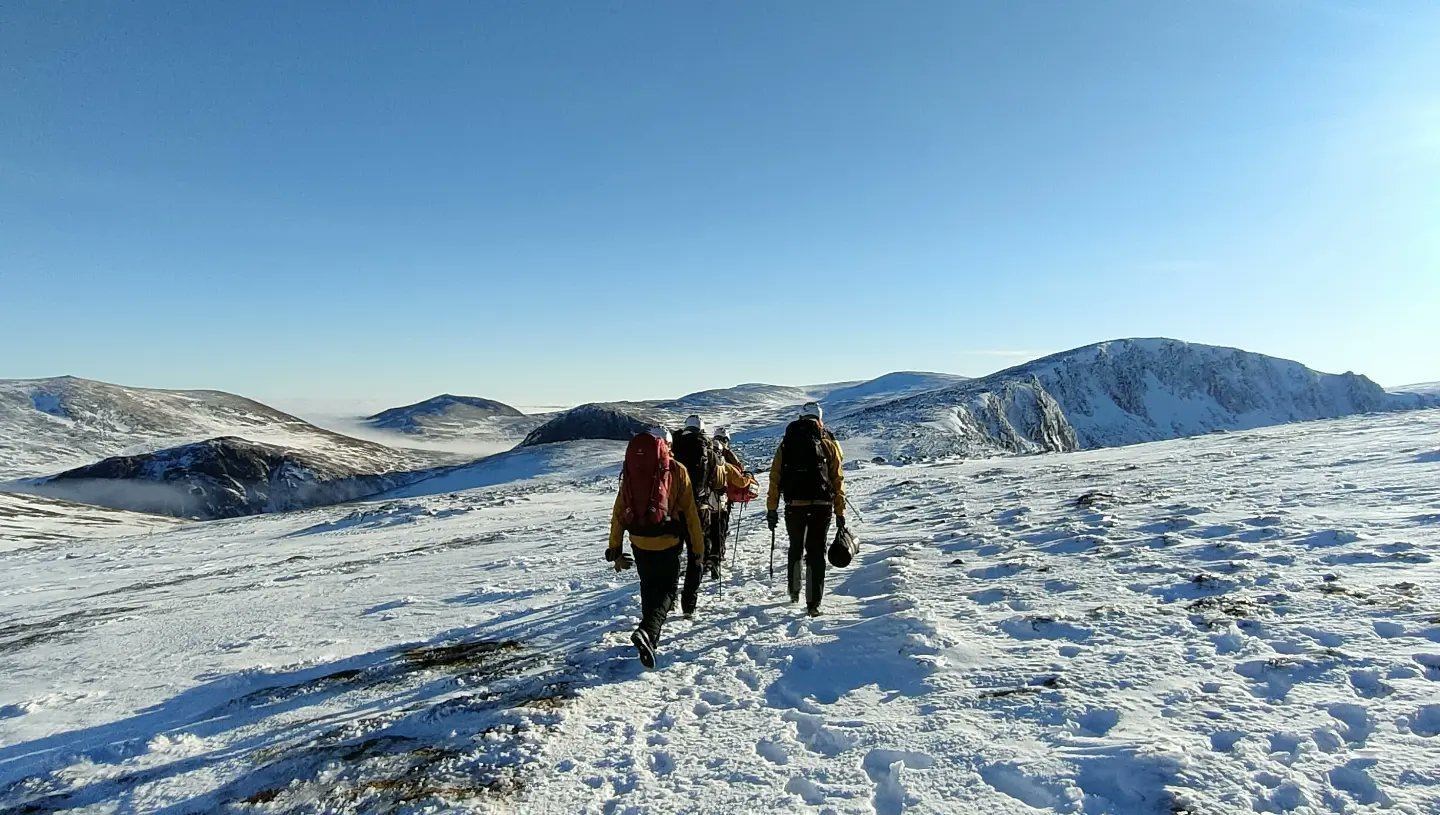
[519,403,659,447]
[31,437,417,520]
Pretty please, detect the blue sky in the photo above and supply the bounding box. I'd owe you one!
[3,1,1437,408]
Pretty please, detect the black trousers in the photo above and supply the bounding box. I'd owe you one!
[707,508,726,568]
[633,544,682,645]
[785,505,832,608]
[680,508,713,615]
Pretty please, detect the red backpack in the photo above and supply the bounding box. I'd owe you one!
[620,433,676,536]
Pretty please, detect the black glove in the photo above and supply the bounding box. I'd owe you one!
[836,514,847,530]
[766,510,779,531]
[605,548,633,571]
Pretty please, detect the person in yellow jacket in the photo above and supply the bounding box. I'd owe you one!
[608,428,706,668]
[766,402,846,617]
[711,429,758,578]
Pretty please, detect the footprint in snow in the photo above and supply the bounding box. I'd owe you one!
[999,615,1091,642]
[1074,706,1121,736]
[648,749,676,776]
[785,775,827,805]
[1402,704,1440,737]
[784,709,856,756]
[1327,703,1374,746]
[1347,670,1393,699]
[755,736,790,765]
[1414,653,1440,680]
[863,748,934,815]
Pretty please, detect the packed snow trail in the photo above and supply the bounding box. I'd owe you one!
[2,410,1439,812]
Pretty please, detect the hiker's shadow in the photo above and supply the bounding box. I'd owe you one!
[0,579,642,814]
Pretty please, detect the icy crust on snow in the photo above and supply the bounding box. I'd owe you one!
[837,338,1416,462]
[0,377,432,481]
[1,409,1438,813]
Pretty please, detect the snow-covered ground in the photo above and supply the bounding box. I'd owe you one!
[2,410,1438,813]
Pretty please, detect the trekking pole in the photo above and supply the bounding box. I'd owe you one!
[846,502,866,524]
[769,526,776,585]
[732,502,745,582]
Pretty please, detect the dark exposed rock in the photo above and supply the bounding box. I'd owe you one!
[519,403,659,447]
[32,437,418,520]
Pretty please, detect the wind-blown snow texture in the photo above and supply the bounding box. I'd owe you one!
[3,408,1438,813]
[837,339,1421,462]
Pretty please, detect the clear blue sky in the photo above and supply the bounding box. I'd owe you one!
[4,1,1437,408]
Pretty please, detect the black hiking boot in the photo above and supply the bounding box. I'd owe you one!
[788,594,800,604]
[631,629,656,669]
[806,605,822,618]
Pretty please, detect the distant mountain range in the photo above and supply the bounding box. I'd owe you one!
[834,339,1429,461]
[2,341,1434,519]
[0,376,430,481]
[366,394,527,433]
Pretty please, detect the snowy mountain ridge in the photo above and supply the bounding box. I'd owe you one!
[0,376,433,481]
[835,338,1421,461]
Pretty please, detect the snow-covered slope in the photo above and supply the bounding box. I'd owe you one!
[2,409,1438,812]
[661,383,813,410]
[838,339,1412,461]
[26,437,425,520]
[0,377,431,481]
[357,394,544,458]
[0,491,185,551]
[819,371,969,407]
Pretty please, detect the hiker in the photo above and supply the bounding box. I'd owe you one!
[670,415,726,615]
[607,427,705,668]
[713,427,755,560]
[766,401,846,617]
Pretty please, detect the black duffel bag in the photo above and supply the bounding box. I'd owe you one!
[828,525,859,568]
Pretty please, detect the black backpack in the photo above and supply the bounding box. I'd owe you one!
[779,419,832,502]
[671,427,717,506]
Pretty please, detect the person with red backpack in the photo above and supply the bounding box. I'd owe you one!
[607,427,706,668]
[765,402,846,617]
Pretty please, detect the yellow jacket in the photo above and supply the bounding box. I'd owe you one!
[766,428,846,516]
[609,461,706,557]
[722,461,755,490]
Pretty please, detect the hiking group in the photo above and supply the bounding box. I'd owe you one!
[606,402,851,668]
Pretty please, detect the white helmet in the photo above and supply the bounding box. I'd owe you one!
[800,402,823,420]
[714,426,731,442]
[647,426,672,444]
[684,414,705,432]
